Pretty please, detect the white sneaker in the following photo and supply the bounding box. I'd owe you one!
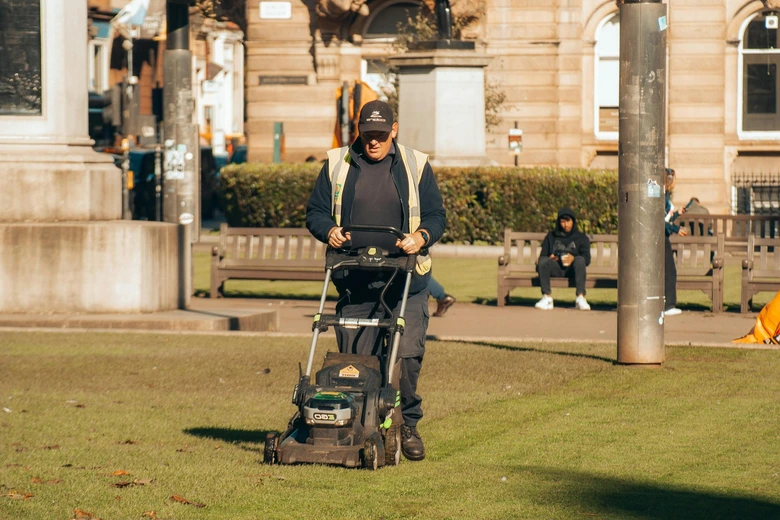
[535,295,554,310]
[575,295,591,311]
[664,307,682,316]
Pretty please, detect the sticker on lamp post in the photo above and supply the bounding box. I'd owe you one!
[260,1,291,19]
[164,140,186,180]
[509,128,523,155]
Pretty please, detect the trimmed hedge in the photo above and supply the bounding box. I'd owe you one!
[219,163,618,244]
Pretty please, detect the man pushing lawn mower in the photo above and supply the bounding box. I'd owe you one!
[263,101,446,468]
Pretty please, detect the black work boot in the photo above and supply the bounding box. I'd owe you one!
[401,424,425,461]
[433,295,456,317]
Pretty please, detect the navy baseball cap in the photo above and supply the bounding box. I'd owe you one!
[358,100,394,133]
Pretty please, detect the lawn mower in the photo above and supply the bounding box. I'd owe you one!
[263,225,420,470]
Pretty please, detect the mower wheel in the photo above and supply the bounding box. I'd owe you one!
[383,424,401,466]
[263,432,279,465]
[363,438,378,471]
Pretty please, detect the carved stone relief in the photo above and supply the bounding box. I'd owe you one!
[316,0,369,40]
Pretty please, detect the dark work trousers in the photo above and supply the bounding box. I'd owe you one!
[537,255,587,295]
[664,235,677,310]
[334,288,429,427]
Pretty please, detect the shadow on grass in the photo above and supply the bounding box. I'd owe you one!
[184,426,274,444]
[194,290,334,301]
[521,466,780,519]
[449,340,616,364]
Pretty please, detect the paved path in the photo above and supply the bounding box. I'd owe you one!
[202,296,765,348]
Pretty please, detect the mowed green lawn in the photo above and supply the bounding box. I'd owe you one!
[195,252,775,312]
[2,332,779,519]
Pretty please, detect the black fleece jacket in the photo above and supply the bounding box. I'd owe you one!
[306,139,446,294]
[539,208,591,265]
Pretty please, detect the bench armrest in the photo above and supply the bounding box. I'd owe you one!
[742,259,752,270]
[212,246,222,260]
[498,255,507,266]
[712,257,723,269]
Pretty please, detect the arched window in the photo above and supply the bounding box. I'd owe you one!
[594,13,620,139]
[740,11,780,134]
[361,1,424,101]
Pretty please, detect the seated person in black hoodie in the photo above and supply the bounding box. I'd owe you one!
[535,208,592,310]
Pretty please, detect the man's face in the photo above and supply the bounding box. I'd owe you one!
[360,122,399,161]
[559,216,573,233]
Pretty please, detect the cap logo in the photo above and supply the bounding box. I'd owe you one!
[365,110,386,123]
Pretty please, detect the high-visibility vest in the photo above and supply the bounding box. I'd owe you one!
[325,144,432,275]
[325,144,428,233]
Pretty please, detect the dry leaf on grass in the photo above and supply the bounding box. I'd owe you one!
[110,470,130,476]
[170,494,206,508]
[110,481,132,488]
[40,444,60,450]
[71,508,101,519]
[2,490,34,500]
[141,512,159,519]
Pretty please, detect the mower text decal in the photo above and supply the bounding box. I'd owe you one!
[338,365,360,378]
[313,413,336,421]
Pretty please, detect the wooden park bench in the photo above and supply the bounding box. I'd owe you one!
[497,231,619,306]
[670,234,725,313]
[211,224,326,298]
[497,229,726,312]
[741,235,780,313]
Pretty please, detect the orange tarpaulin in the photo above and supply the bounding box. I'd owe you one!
[733,290,780,343]
[332,81,379,148]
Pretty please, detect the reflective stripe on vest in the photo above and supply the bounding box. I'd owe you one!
[326,144,428,231]
[326,147,352,226]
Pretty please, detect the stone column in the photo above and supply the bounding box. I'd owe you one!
[0,0,181,313]
[389,49,493,167]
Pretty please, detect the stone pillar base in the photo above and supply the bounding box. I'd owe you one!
[389,50,494,167]
[0,142,121,221]
[0,221,182,313]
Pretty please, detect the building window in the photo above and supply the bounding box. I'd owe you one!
[594,13,619,139]
[88,39,110,93]
[740,12,780,134]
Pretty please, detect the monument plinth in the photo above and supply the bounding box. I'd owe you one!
[389,48,493,167]
[0,0,182,313]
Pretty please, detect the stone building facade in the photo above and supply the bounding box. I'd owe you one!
[87,0,245,154]
[246,0,780,213]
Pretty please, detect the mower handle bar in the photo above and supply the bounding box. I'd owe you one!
[341,224,405,240]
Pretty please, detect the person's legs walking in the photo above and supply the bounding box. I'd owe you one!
[664,236,680,314]
[399,356,425,460]
[429,276,455,317]
[335,296,384,355]
[428,276,446,300]
[394,290,428,460]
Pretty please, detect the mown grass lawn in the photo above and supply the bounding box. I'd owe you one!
[195,252,774,312]
[2,332,779,519]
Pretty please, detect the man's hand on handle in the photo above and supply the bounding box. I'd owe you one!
[327,227,350,248]
[396,232,426,255]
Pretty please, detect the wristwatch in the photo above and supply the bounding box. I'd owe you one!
[419,230,429,246]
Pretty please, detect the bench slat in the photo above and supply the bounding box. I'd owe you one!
[212,226,328,298]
